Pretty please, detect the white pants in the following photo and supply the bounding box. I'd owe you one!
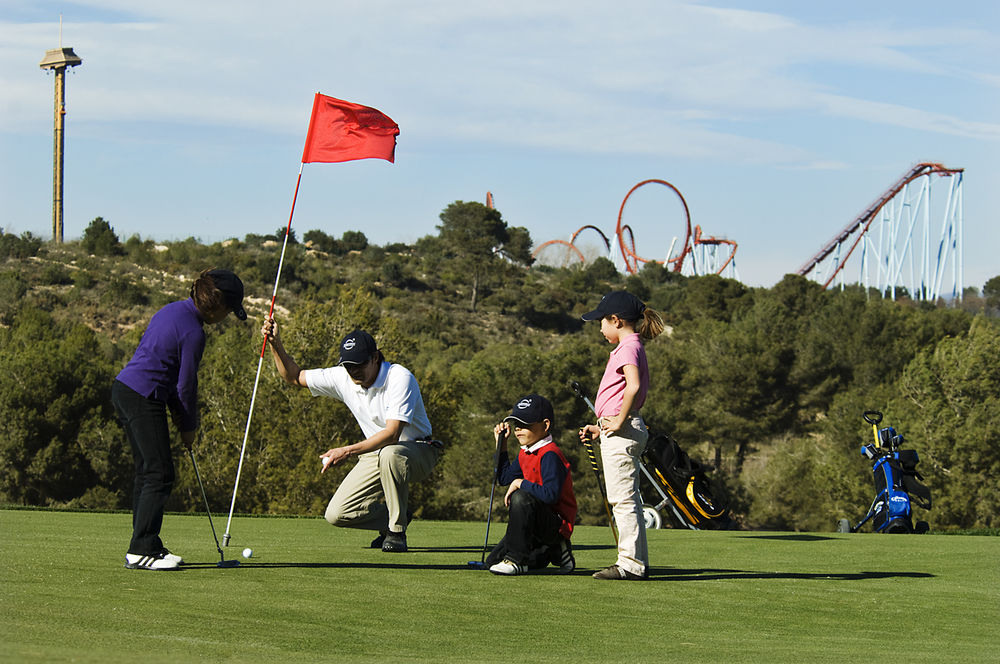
[324,441,441,533]
[600,415,649,576]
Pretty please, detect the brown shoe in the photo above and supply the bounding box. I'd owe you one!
[592,564,646,580]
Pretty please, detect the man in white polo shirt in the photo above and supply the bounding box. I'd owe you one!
[261,318,442,552]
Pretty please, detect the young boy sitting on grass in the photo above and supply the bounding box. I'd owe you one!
[487,394,578,576]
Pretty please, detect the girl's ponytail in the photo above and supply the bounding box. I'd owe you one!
[638,307,665,340]
[190,268,225,317]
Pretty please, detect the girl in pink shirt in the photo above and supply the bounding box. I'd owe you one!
[578,291,664,580]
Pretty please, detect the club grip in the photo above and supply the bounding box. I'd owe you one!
[582,439,601,471]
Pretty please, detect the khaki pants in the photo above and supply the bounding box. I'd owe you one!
[324,441,441,533]
[600,415,649,576]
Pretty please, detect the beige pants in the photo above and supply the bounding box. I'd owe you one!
[600,415,649,576]
[324,441,441,533]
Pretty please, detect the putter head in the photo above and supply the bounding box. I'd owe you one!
[570,380,583,397]
[467,561,487,570]
[217,559,241,568]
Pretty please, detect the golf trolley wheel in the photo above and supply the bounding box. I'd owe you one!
[643,505,663,530]
[885,518,913,534]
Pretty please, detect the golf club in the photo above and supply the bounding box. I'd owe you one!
[468,427,506,569]
[570,380,619,544]
[188,448,240,568]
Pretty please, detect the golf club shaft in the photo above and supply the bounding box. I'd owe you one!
[189,448,224,557]
[583,439,618,544]
[481,473,498,563]
[482,429,507,563]
[572,381,619,544]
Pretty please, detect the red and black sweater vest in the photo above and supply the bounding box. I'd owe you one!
[518,442,578,539]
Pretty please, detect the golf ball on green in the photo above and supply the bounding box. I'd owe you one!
[242,548,253,558]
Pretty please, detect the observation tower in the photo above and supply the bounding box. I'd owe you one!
[39,20,82,244]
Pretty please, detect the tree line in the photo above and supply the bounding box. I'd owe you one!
[1,210,998,531]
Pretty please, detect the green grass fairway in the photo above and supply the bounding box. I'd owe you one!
[2,510,997,663]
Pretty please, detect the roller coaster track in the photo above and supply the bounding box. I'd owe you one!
[532,179,738,278]
[531,226,611,266]
[797,162,964,301]
[616,179,693,274]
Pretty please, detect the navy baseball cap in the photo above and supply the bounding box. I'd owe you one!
[338,329,378,365]
[504,394,555,428]
[581,290,645,322]
[207,269,247,321]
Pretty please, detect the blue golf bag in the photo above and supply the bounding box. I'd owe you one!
[839,411,931,534]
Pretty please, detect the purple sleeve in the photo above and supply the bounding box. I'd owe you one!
[172,329,206,431]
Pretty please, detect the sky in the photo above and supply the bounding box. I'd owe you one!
[1,1,997,289]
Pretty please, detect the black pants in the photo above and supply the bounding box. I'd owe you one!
[486,490,565,569]
[111,380,175,556]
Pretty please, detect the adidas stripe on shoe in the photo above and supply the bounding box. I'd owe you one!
[124,553,179,571]
[555,538,575,574]
[489,558,526,576]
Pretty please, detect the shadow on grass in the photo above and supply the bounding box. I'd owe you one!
[737,534,838,542]
[404,542,615,553]
[175,561,932,581]
[180,561,477,571]
[648,568,935,581]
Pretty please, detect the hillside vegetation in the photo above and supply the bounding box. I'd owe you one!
[2,213,998,531]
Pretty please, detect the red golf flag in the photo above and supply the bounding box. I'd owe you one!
[301,93,399,164]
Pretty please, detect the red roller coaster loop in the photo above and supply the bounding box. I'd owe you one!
[531,238,586,265]
[531,179,739,277]
[532,225,611,265]
[616,179,692,274]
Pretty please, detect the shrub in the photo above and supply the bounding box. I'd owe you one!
[81,217,123,256]
[0,231,43,259]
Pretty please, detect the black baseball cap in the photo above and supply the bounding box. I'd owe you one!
[338,329,378,365]
[207,269,247,321]
[504,394,555,428]
[581,290,645,322]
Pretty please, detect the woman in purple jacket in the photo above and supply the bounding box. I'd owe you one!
[112,269,246,571]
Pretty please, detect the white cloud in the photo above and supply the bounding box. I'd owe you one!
[815,93,1000,140]
[5,1,996,161]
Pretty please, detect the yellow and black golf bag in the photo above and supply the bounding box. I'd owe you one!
[640,433,731,530]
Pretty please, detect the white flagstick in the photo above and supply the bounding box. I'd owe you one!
[222,163,304,546]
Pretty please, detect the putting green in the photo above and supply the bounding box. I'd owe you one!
[1,509,997,662]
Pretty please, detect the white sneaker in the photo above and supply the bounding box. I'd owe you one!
[124,553,179,570]
[161,549,184,565]
[489,558,526,576]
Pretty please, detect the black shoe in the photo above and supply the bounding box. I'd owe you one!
[369,511,413,548]
[553,538,575,574]
[381,531,407,552]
